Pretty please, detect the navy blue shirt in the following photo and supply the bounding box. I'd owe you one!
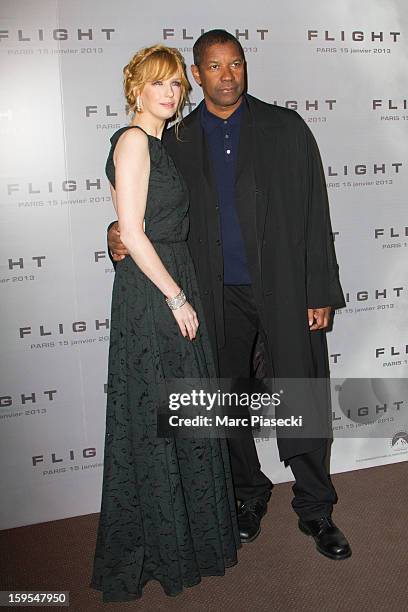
[201,100,251,285]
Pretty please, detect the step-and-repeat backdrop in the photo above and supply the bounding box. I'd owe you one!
[1,0,407,529]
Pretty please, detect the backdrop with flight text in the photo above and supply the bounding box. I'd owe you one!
[1,0,407,528]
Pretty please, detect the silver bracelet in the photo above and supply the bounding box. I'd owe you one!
[166,289,186,310]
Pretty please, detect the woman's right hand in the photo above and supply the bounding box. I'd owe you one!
[172,301,199,340]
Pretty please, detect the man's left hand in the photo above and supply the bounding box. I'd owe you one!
[308,307,332,330]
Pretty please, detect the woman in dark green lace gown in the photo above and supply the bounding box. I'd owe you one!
[90,45,240,602]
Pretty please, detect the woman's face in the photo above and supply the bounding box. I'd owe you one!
[139,73,182,120]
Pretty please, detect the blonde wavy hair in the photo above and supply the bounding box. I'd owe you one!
[123,44,191,129]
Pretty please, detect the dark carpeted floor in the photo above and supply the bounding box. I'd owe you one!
[2,461,407,612]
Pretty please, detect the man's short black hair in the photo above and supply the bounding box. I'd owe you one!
[193,29,245,66]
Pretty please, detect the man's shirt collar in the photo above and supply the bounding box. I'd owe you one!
[200,96,244,133]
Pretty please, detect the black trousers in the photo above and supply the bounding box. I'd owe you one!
[217,286,337,520]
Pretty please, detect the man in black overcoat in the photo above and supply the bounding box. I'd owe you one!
[109,30,351,560]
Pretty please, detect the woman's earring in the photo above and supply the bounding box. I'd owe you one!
[136,96,142,112]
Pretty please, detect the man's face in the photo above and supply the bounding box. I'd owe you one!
[191,42,246,113]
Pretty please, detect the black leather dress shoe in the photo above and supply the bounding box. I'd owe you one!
[238,499,268,543]
[298,516,352,560]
